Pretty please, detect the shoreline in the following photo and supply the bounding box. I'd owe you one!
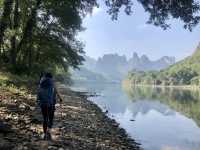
[131,84,200,90]
[122,80,200,91]
[0,83,140,150]
[57,84,141,149]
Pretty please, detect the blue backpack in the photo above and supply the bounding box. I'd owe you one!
[37,77,54,105]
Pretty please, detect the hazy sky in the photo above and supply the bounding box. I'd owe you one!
[78,2,200,61]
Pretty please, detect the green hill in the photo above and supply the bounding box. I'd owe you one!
[127,42,200,86]
[165,42,200,74]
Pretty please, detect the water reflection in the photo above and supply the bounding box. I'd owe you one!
[71,82,200,150]
[123,86,200,127]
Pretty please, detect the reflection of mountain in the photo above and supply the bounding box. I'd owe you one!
[72,82,135,114]
[72,82,175,117]
[73,53,175,81]
[123,85,200,127]
[128,100,175,118]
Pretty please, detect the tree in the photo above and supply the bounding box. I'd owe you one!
[105,0,200,30]
[10,0,19,69]
[0,0,200,75]
[0,0,96,74]
[137,0,200,30]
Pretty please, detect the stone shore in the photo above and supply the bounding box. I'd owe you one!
[0,84,140,150]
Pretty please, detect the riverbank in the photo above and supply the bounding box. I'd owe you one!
[133,84,200,91]
[122,80,200,91]
[0,80,140,149]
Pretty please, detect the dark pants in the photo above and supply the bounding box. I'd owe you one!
[41,104,55,134]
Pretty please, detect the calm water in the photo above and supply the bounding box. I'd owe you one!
[70,82,200,150]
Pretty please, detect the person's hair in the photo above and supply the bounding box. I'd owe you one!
[45,72,53,78]
[39,72,45,79]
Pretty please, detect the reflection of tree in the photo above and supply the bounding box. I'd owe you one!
[123,85,200,127]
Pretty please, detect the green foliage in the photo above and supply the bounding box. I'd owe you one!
[0,0,200,77]
[106,0,200,30]
[0,0,97,75]
[137,0,200,30]
[191,76,200,85]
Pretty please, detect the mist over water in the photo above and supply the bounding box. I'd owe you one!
[71,82,200,150]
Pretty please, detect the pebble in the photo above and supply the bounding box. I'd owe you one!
[0,87,140,150]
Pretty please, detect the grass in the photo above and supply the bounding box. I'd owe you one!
[0,71,37,96]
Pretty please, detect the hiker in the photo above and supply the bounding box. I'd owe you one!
[37,72,62,139]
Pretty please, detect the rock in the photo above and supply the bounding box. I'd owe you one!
[48,146,57,150]
[13,116,18,120]
[19,104,26,110]
[30,106,35,111]
[23,146,28,150]
[16,145,25,150]
[19,103,30,111]
[0,86,140,150]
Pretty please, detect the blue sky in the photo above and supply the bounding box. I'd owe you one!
[78,2,200,61]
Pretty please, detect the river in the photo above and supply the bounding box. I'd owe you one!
[70,82,200,150]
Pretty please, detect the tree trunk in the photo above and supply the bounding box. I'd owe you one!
[27,0,42,74]
[10,0,19,70]
[16,0,42,74]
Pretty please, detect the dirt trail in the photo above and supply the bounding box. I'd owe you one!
[0,84,140,150]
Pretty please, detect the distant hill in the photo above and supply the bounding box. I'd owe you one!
[72,53,175,82]
[127,42,200,85]
[71,67,108,82]
[95,54,128,80]
[128,52,175,71]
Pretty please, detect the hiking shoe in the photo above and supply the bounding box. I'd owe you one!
[47,132,52,140]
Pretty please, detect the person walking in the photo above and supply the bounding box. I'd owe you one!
[37,72,62,140]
